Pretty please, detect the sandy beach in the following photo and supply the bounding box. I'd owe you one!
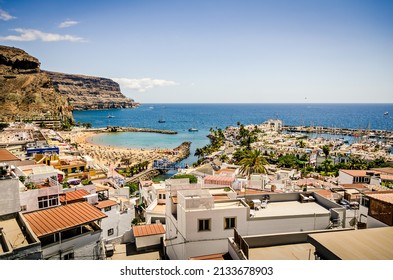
[59,129,190,168]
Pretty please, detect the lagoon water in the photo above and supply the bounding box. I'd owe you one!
[74,103,393,165]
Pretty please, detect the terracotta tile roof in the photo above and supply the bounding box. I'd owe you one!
[95,199,118,209]
[0,149,20,162]
[59,189,89,203]
[313,189,334,198]
[140,180,153,187]
[133,223,165,238]
[381,174,393,181]
[215,168,236,175]
[340,170,379,177]
[371,168,393,175]
[23,202,107,237]
[366,193,393,205]
[204,175,235,185]
[340,184,368,189]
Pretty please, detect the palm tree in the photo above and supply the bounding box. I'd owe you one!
[239,149,268,194]
[322,145,330,159]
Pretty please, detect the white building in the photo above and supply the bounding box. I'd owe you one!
[133,223,165,251]
[164,178,345,260]
[23,202,107,260]
[165,188,249,260]
[0,164,20,215]
[14,164,60,183]
[0,163,42,260]
[263,119,283,132]
[338,170,377,185]
[96,199,133,243]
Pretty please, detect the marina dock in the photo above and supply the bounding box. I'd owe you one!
[283,125,393,140]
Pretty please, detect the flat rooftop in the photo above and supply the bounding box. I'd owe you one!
[213,200,247,209]
[150,204,166,214]
[0,217,31,254]
[308,227,393,260]
[249,243,315,260]
[251,201,330,218]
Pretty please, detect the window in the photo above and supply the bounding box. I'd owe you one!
[108,228,114,236]
[63,252,74,260]
[104,206,112,212]
[38,195,59,209]
[198,219,211,231]
[20,205,27,211]
[159,193,166,200]
[224,217,236,230]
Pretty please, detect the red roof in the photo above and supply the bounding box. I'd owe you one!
[133,224,165,238]
[95,199,118,209]
[215,168,236,175]
[366,193,393,205]
[0,149,20,161]
[313,189,334,198]
[23,202,107,237]
[381,174,393,181]
[59,189,89,203]
[204,175,235,185]
[340,184,368,189]
[340,170,379,177]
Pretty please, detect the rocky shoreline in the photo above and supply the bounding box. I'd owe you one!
[125,141,192,183]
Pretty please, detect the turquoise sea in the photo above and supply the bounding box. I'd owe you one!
[73,103,393,165]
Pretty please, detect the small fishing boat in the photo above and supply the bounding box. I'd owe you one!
[158,119,166,123]
[107,115,114,118]
[188,128,198,132]
[384,112,389,116]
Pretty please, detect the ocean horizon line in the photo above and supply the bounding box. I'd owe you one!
[138,102,393,105]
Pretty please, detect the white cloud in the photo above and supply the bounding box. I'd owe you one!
[0,9,16,21]
[58,20,79,28]
[0,28,85,42]
[113,78,179,92]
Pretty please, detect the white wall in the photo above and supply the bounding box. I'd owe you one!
[246,215,330,236]
[19,184,61,212]
[164,214,181,260]
[338,171,353,185]
[183,204,248,241]
[168,200,248,260]
[359,205,389,228]
[0,178,20,215]
[167,199,331,259]
[100,204,133,241]
[136,234,164,250]
[43,229,103,260]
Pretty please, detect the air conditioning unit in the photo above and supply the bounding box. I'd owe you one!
[84,193,98,205]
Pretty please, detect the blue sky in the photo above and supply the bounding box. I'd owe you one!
[1,0,392,103]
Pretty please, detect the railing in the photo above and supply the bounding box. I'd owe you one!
[234,228,249,259]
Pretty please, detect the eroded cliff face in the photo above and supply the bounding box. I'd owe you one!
[0,46,72,123]
[0,45,139,123]
[45,71,139,110]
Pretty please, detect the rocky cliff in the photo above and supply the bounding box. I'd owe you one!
[0,45,139,124]
[45,71,139,110]
[0,46,72,123]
